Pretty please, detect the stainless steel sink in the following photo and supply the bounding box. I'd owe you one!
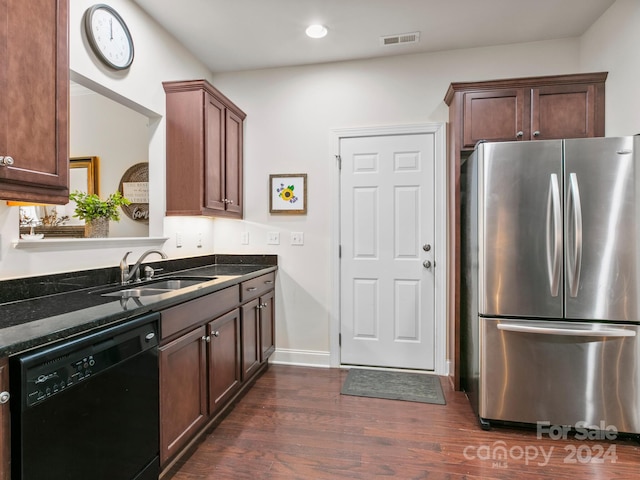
[97,276,215,298]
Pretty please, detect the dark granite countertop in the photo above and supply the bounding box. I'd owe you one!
[0,254,277,357]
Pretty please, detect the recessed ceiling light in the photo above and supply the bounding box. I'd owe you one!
[306,24,328,39]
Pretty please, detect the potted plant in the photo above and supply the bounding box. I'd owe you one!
[69,190,131,238]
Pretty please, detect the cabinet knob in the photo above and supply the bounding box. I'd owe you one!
[533,131,541,137]
[212,331,220,337]
[260,302,268,308]
[264,280,274,285]
[0,391,9,404]
[0,156,14,166]
[223,198,234,205]
[247,287,257,292]
[516,131,523,138]
[201,335,211,343]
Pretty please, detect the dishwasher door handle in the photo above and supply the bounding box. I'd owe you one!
[497,323,636,337]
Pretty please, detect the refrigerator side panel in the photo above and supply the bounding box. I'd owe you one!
[460,151,480,413]
[564,136,639,321]
[479,141,563,318]
[479,318,640,433]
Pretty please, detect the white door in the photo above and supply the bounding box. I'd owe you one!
[340,133,435,370]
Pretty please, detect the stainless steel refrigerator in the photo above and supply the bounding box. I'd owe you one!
[461,136,640,433]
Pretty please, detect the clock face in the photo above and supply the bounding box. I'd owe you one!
[85,5,134,70]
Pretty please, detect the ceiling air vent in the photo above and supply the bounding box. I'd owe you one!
[380,31,420,47]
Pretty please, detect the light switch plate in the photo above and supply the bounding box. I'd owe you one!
[291,232,304,246]
[267,231,280,245]
[240,232,249,245]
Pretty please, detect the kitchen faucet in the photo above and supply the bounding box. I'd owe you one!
[120,249,168,284]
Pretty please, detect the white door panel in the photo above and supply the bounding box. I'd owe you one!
[340,133,435,370]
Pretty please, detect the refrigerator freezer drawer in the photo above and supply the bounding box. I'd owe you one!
[479,318,640,434]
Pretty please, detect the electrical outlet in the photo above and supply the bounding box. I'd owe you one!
[291,232,304,246]
[176,232,183,248]
[267,231,280,245]
[240,232,249,245]
[197,232,202,248]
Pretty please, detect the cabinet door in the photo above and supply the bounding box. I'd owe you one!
[241,298,261,380]
[462,89,526,149]
[159,326,208,466]
[204,92,226,213]
[0,0,69,204]
[0,358,9,480]
[530,84,598,140]
[208,309,241,414]
[260,290,275,361]
[224,109,243,216]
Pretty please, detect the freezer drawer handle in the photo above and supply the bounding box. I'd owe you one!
[546,174,562,297]
[496,324,636,337]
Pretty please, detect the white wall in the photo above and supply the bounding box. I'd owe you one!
[579,0,640,136]
[70,91,149,238]
[209,39,582,363]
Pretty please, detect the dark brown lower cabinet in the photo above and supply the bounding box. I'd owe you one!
[241,298,261,380]
[159,275,276,470]
[260,290,275,361]
[208,309,241,414]
[159,326,208,466]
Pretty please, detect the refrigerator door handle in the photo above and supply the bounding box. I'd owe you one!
[567,173,583,297]
[546,174,562,297]
[497,323,636,337]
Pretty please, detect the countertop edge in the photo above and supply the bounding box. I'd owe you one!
[0,265,277,358]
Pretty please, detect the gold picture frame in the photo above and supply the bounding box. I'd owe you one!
[269,174,307,215]
[18,156,100,238]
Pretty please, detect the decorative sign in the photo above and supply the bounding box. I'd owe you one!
[119,163,150,223]
[123,182,149,204]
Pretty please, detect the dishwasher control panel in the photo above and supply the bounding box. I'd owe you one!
[15,315,158,409]
[25,352,102,406]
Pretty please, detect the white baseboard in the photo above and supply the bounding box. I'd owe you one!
[269,348,331,368]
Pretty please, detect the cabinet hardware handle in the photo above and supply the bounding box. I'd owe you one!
[0,156,14,166]
[247,287,257,291]
[256,304,264,309]
[516,131,523,138]
[212,331,220,337]
[264,280,274,284]
[533,130,541,137]
[201,335,211,343]
[0,391,10,404]
[260,303,268,308]
[223,198,235,205]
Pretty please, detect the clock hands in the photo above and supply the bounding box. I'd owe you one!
[109,18,113,40]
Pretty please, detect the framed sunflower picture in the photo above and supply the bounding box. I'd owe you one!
[269,174,307,214]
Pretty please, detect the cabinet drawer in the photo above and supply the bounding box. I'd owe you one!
[240,273,275,302]
[161,285,239,340]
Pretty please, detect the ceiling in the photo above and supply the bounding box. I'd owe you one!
[132,0,615,74]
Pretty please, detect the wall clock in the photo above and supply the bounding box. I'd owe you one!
[84,4,135,70]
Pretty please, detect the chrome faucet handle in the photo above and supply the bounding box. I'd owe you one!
[120,251,133,284]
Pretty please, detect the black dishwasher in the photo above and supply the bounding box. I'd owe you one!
[10,313,160,480]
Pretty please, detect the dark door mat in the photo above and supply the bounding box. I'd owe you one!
[341,369,446,405]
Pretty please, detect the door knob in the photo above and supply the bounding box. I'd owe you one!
[422,244,431,252]
[423,260,432,269]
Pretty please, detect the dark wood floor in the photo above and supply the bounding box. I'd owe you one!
[165,365,640,479]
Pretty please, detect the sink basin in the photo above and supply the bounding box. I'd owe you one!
[96,276,215,298]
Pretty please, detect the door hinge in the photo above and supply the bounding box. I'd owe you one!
[339,333,341,346]
[338,245,342,258]
[335,154,342,169]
